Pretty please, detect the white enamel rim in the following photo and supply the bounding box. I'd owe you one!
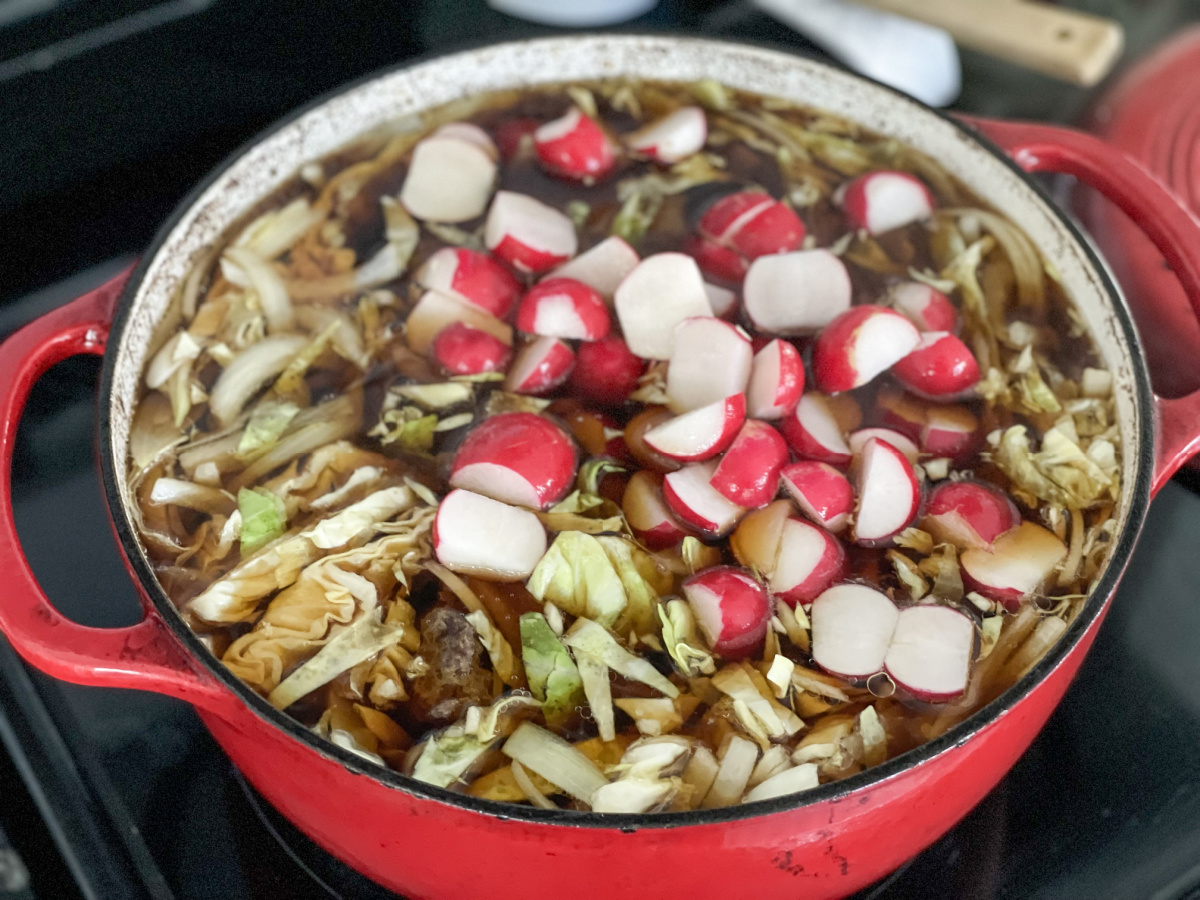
[97,35,1152,825]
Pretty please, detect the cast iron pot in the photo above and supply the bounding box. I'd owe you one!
[3,35,1200,900]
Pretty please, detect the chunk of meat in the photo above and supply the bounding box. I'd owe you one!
[408,607,494,725]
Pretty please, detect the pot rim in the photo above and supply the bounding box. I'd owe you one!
[96,32,1155,831]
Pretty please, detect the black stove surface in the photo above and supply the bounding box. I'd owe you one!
[3,2,1200,899]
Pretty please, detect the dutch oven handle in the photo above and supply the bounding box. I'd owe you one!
[0,269,229,714]
[962,117,1200,496]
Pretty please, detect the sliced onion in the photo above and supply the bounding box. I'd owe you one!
[502,722,608,804]
[148,477,235,516]
[943,208,1045,311]
[510,760,558,810]
[234,197,323,261]
[224,247,295,333]
[208,334,308,427]
[700,735,758,809]
[234,414,360,489]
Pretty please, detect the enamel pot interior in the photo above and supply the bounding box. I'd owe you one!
[98,32,1153,847]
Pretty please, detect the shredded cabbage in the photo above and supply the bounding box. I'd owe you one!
[519,613,584,728]
[238,488,287,554]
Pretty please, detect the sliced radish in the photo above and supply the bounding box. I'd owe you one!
[643,394,746,462]
[960,522,1067,611]
[415,247,521,318]
[666,317,753,413]
[852,437,921,546]
[883,605,974,701]
[449,412,577,510]
[746,339,805,421]
[432,322,513,376]
[810,584,900,680]
[768,517,846,608]
[504,336,576,396]
[709,420,788,508]
[399,134,497,223]
[743,250,852,336]
[891,332,980,399]
[433,122,499,160]
[682,566,771,658]
[923,480,1018,551]
[622,470,690,550]
[848,427,920,464]
[704,282,738,319]
[405,290,513,356]
[698,191,776,244]
[875,387,928,441]
[687,235,748,283]
[626,106,707,163]
[614,253,713,360]
[569,336,645,407]
[838,170,935,235]
[494,116,539,162]
[920,405,979,460]
[433,489,547,581]
[779,461,854,534]
[663,462,747,537]
[534,107,615,181]
[779,393,852,467]
[624,406,683,474]
[730,499,791,577]
[547,236,639,300]
[515,278,611,341]
[890,282,958,333]
[485,191,578,274]
[811,305,922,393]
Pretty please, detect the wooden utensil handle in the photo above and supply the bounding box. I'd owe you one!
[856,0,1124,86]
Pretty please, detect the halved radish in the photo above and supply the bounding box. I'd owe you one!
[780,393,852,467]
[449,412,577,510]
[433,489,547,581]
[743,250,852,335]
[663,462,747,537]
[515,278,611,341]
[810,584,900,680]
[547,236,639,300]
[848,427,920,464]
[534,107,615,181]
[852,437,921,546]
[505,336,576,395]
[883,605,974,701]
[923,480,1018,551]
[432,322,513,376]
[709,420,788,508]
[769,517,846,607]
[625,106,707,163]
[622,470,690,550]
[682,566,771,658]
[698,190,805,260]
[730,499,791,577]
[666,318,753,413]
[399,134,497,223]
[624,406,683,474]
[494,116,539,162]
[485,191,578,274]
[433,122,499,160]
[687,235,747,283]
[416,247,522,319]
[890,282,958,333]
[811,305,922,393]
[875,387,928,441]
[614,253,713,360]
[704,282,738,319]
[746,339,804,420]
[569,336,645,406]
[643,394,746,462]
[698,191,776,244]
[960,522,1067,611]
[891,332,980,399]
[838,170,935,235]
[405,290,513,356]
[779,461,854,534]
[920,405,979,460]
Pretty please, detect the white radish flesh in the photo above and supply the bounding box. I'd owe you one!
[729,500,791,577]
[400,136,497,223]
[683,565,772,658]
[743,250,852,335]
[663,462,746,537]
[780,393,852,466]
[449,412,576,510]
[811,305,921,394]
[434,489,547,580]
[405,290,513,356]
[547,236,639,300]
[622,470,689,550]
[485,191,578,274]
[883,605,974,701]
[746,338,805,420]
[769,517,846,607]
[643,394,746,462]
[810,584,900,679]
[779,461,854,534]
[960,522,1068,612]
[515,278,611,341]
[626,106,707,163]
[852,438,921,546]
[504,336,576,395]
[839,170,935,235]
[614,253,713,360]
[848,428,920,464]
[666,318,753,413]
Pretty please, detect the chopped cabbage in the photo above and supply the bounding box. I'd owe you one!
[238,488,287,555]
[519,613,584,728]
[237,400,299,459]
[526,532,628,627]
[563,618,679,700]
[657,598,716,677]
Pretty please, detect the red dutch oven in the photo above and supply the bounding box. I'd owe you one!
[3,35,1200,900]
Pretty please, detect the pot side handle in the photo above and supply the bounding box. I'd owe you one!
[0,271,228,713]
[962,116,1200,496]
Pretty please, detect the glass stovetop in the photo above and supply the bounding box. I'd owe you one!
[3,1,1200,898]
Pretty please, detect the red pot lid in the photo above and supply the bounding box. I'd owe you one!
[1082,26,1200,398]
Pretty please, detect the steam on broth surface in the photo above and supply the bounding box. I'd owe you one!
[129,78,1121,812]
